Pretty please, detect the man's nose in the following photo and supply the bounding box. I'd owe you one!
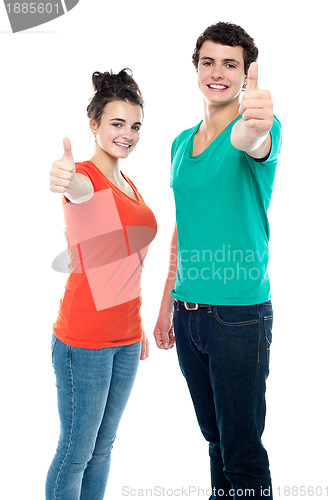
[211,65,225,79]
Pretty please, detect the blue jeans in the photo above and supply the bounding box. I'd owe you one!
[46,334,141,500]
[173,300,273,500]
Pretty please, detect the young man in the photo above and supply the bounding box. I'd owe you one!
[154,22,281,499]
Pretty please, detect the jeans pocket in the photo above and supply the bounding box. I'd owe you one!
[51,333,58,359]
[213,305,259,326]
[173,300,180,319]
[264,315,273,367]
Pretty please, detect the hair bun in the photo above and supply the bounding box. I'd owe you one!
[91,71,113,93]
[92,68,142,98]
[87,68,144,125]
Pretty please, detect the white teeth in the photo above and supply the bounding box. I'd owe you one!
[208,84,227,90]
[115,142,131,148]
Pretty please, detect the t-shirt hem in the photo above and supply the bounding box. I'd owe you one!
[171,290,271,306]
[53,331,143,349]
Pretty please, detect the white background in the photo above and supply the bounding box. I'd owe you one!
[1,0,331,498]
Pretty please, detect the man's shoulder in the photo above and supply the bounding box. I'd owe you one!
[173,123,200,145]
[171,123,200,159]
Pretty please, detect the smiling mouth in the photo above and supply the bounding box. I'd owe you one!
[114,142,132,149]
[207,84,228,90]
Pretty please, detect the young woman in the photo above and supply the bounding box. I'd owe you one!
[46,69,157,500]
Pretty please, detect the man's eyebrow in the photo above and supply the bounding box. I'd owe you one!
[223,58,241,65]
[200,56,241,65]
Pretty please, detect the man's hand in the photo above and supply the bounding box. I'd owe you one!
[153,311,175,350]
[50,138,76,193]
[231,62,273,158]
[240,62,273,138]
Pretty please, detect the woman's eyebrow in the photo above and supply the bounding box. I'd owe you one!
[110,118,126,122]
[110,118,142,126]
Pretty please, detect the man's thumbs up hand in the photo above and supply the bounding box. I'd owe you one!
[239,62,273,138]
[246,61,259,91]
[50,138,76,194]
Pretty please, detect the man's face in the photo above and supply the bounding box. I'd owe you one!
[197,41,247,107]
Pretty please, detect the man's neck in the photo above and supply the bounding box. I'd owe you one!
[200,99,240,139]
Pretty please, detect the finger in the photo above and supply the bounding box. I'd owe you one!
[241,108,272,122]
[153,326,166,349]
[168,327,175,348]
[62,137,74,164]
[140,343,146,359]
[50,185,68,194]
[246,62,258,91]
[140,334,149,360]
[144,338,150,359]
[241,118,272,133]
[161,328,170,349]
[240,96,270,113]
[51,165,74,179]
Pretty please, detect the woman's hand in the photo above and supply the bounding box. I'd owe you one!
[50,138,93,203]
[50,138,76,194]
[140,329,150,360]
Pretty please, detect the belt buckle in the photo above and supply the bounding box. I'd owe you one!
[184,302,199,311]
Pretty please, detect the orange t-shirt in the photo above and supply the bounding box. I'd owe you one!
[53,161,157,349]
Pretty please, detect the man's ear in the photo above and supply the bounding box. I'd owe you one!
[242,73,248,91]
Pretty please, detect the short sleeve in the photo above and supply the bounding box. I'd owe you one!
[245,115,282,168]
[75,162,94,183]
[170,136,180,188]
[62,162,94,205]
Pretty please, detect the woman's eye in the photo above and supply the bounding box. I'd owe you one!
[112,123,122,128]
[132,126,141,131]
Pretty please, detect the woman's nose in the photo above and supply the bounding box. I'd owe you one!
[121,127,133,140]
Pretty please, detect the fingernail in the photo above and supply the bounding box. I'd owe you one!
[164,343,168,349]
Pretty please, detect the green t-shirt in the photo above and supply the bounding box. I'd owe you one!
[170,115,282,305]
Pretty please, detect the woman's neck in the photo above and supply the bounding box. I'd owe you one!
[90,148,122,183]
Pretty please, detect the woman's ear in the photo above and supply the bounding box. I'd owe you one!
[90,119,98,136]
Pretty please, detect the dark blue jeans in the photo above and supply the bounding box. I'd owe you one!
[173,300,273,500]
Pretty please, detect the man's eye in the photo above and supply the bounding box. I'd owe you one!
[203,61,212,66]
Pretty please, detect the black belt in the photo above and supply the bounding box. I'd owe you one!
[177,301,216,311]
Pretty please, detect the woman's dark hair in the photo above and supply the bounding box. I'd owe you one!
[87,68,144,126]
[192,22,258,74]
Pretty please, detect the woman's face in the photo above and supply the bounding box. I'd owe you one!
[91,100,143,159]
